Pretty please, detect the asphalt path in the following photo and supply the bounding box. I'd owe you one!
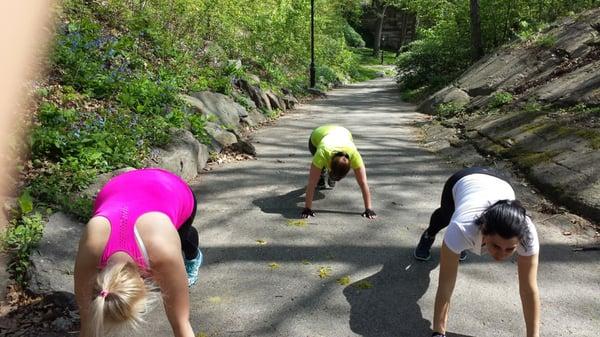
[140,78,600,337]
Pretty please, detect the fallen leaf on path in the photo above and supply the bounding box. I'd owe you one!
[269,262,280,270]
[256,239,267,245]
[317,266,332,279]
[354,280,373,289]
[337,276,351,285]
[208,296,222,304]
[287,219,307,227]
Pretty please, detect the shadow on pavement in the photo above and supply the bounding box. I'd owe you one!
[343,257,474,337]
[252,187,326,219]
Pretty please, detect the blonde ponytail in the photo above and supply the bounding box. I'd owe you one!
[89,261,157,337]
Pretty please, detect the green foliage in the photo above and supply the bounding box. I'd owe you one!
[524,99,543,113]
[535,34,558,48]
[436,102,465,118]
[351,47,396,65]
[343,22,365,47]
[400,86,430,103]
[397,18,472,93]
[1,191,45,285]
[349,66,380,82]
[397,0,597,99]
[188,114,212,146]
[488,91,514,108]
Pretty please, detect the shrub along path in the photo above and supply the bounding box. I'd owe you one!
[149,77,597,337]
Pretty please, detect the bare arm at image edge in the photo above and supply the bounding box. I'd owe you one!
[518,254,540,337]
[433,242,460,334]
[0,1,52,201]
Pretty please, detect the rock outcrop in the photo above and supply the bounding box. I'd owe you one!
[148,128,209,182]
[29,212,81,295]
[419,8,600,114]
[416,8,600,222]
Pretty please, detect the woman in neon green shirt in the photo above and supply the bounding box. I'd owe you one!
[301,125,376,219]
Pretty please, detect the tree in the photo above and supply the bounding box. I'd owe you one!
[371,0,388,56]
[470,0,484,60]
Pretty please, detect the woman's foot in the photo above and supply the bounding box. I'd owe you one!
[414,231,435,261]
[184,248,203,286]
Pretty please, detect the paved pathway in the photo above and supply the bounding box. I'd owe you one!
[141,78,599,337]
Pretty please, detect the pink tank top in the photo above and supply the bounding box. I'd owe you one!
[93,168,195,270]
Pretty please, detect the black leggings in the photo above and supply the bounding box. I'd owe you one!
[178,190,199,260]
[425,167,512,237]
[308,137,317,156]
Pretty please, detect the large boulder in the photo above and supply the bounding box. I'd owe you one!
[265,90,285,111]
[204,122,238,152]
[231,91,257,110]
[532,61,600,106]
[241,108,268,127]
[456,46,541,96]
[80,167,135,200]
[29,212,81,294]
[181,92,249,130]
[148,128,209,182]
[418,85,471,114]
[236,78,272,111]
[282,94,299,110]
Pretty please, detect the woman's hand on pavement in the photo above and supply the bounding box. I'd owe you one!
[361,208,377,219]
[301,207,315,218]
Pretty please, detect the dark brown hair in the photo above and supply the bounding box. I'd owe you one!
[330,152,351,180]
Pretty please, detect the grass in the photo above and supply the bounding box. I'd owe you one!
[511,150,561,168]
[535,34,558,48]
[350,47,397,65]
[575,129,600,149]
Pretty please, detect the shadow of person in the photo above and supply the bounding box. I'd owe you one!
[343,256,473,337]
[252,187,325,219]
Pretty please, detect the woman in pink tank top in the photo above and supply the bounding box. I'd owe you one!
[74,168,202,337]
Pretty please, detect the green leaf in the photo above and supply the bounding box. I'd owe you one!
[286,219,307,227]
[317,266,332,279]
[337,275,351,286]
[18,190,34,214]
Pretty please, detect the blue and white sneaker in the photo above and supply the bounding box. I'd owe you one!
[184,248,203,287]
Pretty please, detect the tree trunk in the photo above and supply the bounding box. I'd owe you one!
[470,0,485,60]
[502,0,512,42]
[372,2,387,56]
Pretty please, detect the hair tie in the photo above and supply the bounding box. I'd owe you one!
[100,290,109,298]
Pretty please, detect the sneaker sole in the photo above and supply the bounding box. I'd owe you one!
[413,251,431,261]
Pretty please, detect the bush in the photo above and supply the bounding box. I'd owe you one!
[488,91,514,108]
[1,191,45,285]
[397,24,471,93]
[188,114,212,145]
[535,34,558,48]
[343,23,365,48]
[436,102,465,118]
